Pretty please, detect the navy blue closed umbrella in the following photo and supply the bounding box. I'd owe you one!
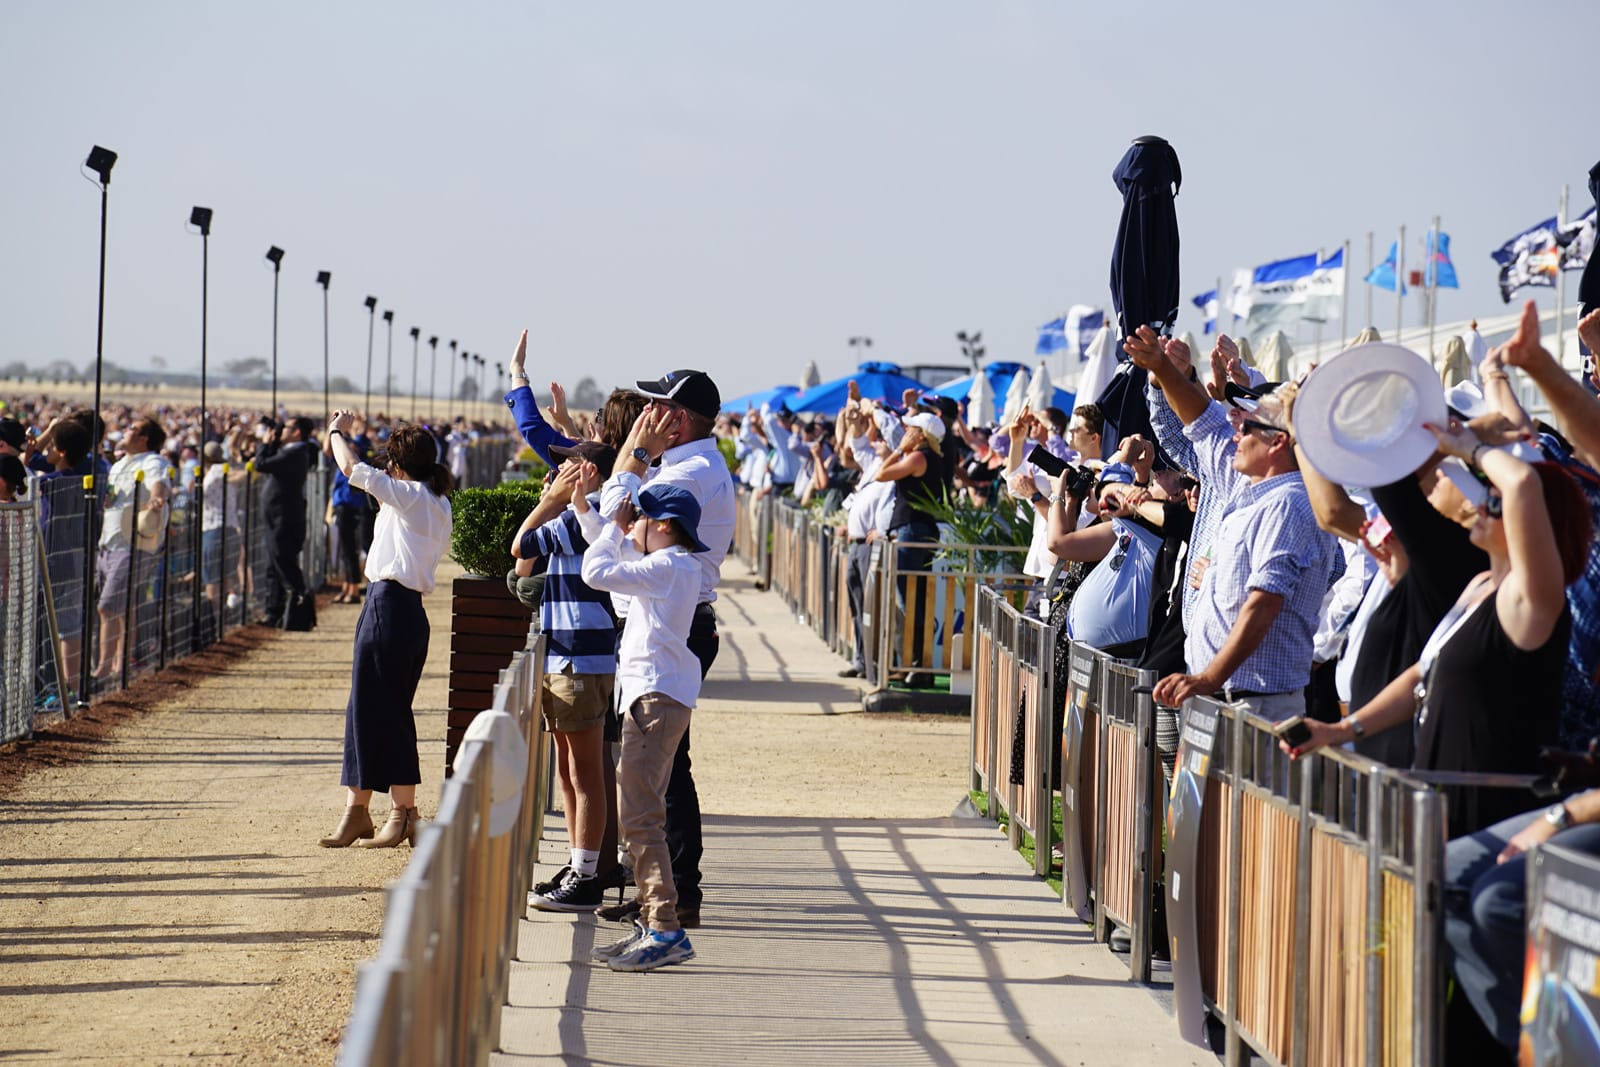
[1098,135,1183,462]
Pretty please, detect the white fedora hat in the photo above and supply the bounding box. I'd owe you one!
[1293,342,1447,487]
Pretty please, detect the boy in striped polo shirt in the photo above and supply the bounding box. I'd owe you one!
[511,441,621,912]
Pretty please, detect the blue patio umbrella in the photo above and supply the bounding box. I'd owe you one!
[1099,135,1183,462]
[928,363,1075,424]
[720,384,799,414]
[788,361,930,416]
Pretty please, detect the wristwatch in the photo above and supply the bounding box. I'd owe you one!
[1544,802,1573,831]
[1030,491,1045,505]
[631,447,650,464]
[1348,716,1365,740]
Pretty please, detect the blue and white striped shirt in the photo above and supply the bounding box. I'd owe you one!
[519,498,618,674]
[1179,402,1343,694]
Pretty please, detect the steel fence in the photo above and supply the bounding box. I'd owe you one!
[2,496,41,742]
[340,631,549,1067]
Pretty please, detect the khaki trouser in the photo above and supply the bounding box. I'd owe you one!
[617,693,694,931]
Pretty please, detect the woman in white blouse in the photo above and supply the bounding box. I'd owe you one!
[319,411,454,848]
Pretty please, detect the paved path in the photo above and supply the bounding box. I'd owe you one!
[495,568,1214,1067]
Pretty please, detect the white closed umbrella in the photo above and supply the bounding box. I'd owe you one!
[1000,367,1030,427]
[799,359,822,390]
[968,368,994,427]
[1075,325,1119,410]
[1439,336,1473,388]
[1025,360,1053,412]
[1257,330,1294,382]
[1179,331,1201,366]
[1236,335,1256,368]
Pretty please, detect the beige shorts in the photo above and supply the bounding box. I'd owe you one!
[541,668,614,733]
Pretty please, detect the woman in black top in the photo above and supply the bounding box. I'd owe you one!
[1288,422,1592,837]
[872,410,950,680]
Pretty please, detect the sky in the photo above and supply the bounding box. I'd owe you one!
[2,1,1594,411]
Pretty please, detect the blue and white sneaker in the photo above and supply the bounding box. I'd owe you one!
[605,927,694,972]
[591,920,648,963]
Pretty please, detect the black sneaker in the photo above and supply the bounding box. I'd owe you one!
[533,864,573,897]
[529,870,604,912]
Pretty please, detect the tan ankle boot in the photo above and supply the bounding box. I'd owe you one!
[359,806,418,848]
[319,805,374,848]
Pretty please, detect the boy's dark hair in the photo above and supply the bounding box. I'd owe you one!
[290,416,314,439]
[50,420,91,466]
[0,454,25,495]
[1042,407,1070,435]
[67,408,104,445]
[387,424,454,497]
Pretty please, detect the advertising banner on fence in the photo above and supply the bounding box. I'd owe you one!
[1522,843,1600,1065]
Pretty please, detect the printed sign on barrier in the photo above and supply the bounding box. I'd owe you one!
[1523,843,1600,1065]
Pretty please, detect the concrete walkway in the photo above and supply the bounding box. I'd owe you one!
[496,568,1214,1067]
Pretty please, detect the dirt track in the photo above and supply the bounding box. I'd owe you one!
[0,562,969,1064]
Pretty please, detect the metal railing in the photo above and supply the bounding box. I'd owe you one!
[1,495,42,741]
[341,631,549,1067]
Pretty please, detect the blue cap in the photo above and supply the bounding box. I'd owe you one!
[632,483,711,553]
[1096,461,1137,487]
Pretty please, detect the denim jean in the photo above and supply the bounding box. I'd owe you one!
[1442,810,1600,1049]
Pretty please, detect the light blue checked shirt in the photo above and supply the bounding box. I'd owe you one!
[1146,381,1218,631]
[1172,400,1343,694]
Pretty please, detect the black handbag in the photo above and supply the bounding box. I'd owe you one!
[281,591,317,632]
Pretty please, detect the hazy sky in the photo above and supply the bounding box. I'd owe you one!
[3,1,1593,410]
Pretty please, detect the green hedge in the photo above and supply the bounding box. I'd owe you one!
[449,481,544,578]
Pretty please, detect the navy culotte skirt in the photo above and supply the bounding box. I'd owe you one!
[341,579,428,791]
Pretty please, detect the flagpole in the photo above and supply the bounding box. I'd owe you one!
[1365,232,1374,331]
[1395,225,1405,343]
[1314,248,1324,365]
[1426,216,1440,364]
[1215,275,1223,340]
[1556,184,1569,364]
[1341,238,1351,349]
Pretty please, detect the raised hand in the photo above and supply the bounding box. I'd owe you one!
[1422,417,1483,462]
[848,379,861,403]
[510,329,528,380]
[1501,300,1552,371]
[544,380,575,436]
[1122,327,1165,372]
[1579,308,1600,361]
[1163,334,1195,376]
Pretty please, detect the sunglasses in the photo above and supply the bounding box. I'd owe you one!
[1239,418,1285,439]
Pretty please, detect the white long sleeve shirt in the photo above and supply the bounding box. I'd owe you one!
[349,463,452,594]
[579,521,703,713]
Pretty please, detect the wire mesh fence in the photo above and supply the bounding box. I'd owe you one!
[3,434,511,744]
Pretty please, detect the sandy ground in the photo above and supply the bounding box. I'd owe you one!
[0,560,969,1064]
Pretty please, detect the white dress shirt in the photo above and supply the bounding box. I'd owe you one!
[599,437,734,605]
[580,522,703,712]
[349,464,452,595]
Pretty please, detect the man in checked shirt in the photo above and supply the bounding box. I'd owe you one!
[1128,327,1343,723]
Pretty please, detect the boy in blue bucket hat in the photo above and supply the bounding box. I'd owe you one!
[571,466,709,971]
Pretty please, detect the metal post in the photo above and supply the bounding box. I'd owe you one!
[1411,788,1446,1067]
[1340,238,1351,350]
[240,464,255,626]
[1224,701,1246,1066]
[1426,216,1441,363]
[1129,666,1158,983]
[159,472,173,668]
[1556,184,1570,365]
[1290,748,1315,1067]
[218,464,230,638]
[1394,224,1405,344]
[77,472,97,707]
[1314,247,1325,366]
[1364,231,1374,333]
[1364,769,1385,1067]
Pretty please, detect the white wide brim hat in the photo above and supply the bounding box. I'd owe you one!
[1293,342,1447,488]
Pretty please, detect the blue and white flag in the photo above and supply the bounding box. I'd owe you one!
[1035,317,1068,355]
[1237,249,1345,337]
[1559,207,1597,273]
[1364,241,1407,294]
[1491,217,1559,303]
[1192,289,1220,334]
[1064,306,1104,357]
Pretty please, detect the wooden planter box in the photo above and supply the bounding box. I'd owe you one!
[446,574,534,775]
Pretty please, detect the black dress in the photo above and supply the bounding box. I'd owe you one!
[1413,588,1568,838]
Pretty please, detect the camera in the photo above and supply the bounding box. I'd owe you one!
[1065,465,1098,500]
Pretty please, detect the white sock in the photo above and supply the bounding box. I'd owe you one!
[571,848,600,879]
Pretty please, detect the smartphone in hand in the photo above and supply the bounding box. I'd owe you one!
[1026,444,1068,478]
[1274,715,1313,748]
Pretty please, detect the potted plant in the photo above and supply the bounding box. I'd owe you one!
[444,480,543,773]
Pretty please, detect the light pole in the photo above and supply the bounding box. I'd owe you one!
[316,271,332,429]
[264,245,284,414]
[494,362,504,417]
[382,309,395,418]
[188,205,214,652]
[408,326,420,422]
[848,335,873,368]
[472,354,485,424]
[363,296,378,417]
[79,144,117,707]
[427,335,439,423]
[448,340,459,420]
